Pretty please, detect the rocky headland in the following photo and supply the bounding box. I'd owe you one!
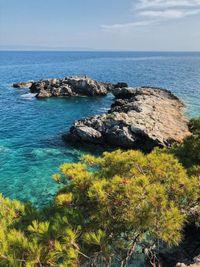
[13,76,190,150]
[66,86,190,150]
[13,76,123,98]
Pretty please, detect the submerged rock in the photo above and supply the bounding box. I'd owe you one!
[66,87,190,150]
[13,76,125,98]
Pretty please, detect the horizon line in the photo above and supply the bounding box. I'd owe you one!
[0,50,200,53]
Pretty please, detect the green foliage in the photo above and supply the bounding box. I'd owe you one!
[0,194,79,267]
[0,143,199,266]
[189,117,200,135]
[168,117,200,171]
[52,149,199,266]
[162,117,200,228]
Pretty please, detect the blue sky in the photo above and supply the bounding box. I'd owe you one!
[0,0,200,51]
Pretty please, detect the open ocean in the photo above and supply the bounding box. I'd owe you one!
[0,51,200,207]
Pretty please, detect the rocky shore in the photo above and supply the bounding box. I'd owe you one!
[66,86,190,150]
[13,76,121,98]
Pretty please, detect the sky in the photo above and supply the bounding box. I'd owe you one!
[0,0,200,51]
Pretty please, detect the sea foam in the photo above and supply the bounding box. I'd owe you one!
[21,93,36,100]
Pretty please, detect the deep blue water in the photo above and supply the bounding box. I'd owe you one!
[0,51,200,206]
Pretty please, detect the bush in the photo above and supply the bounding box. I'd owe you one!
[0,194,79,267]
[169,117,200,171]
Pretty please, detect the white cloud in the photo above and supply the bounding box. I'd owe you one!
[140,9,200,18]
[101,0,200,32]
[136,0,200,9]
[101,20,155,31]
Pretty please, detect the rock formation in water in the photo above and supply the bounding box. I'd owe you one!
[65,87,190,150]
[13,77,190,150]
[13,81,33,88]
[13,76,118,98]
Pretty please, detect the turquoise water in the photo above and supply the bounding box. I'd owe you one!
[0,51,200,206]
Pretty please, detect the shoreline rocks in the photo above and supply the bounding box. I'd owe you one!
[65,87,190,150]
[13,76,119,98]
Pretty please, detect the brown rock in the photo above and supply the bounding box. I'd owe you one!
[13,82,33,88]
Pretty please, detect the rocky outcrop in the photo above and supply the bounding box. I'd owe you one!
[12,77,191,150]
[13,81,33,88]
[13,76,119,98]
[31,76,112,98]
[65,87,190,150]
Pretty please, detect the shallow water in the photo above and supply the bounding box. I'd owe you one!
[0,51,200,206]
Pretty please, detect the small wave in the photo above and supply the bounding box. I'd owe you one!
[99,107,109,112]
[32,148,63,158]
[21,93,36,100]
[0,145,11,154]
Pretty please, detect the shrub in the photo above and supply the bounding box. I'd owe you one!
[53,149,199,266]
[169,117,200,171]
[0,194,79,267]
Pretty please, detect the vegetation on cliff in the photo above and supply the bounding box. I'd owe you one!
[0,118,199,267]
[168,117,200,174]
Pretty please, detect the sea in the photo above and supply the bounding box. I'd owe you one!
[0,51,200,208]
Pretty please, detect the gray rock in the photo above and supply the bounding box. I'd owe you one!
[66,76,108,96]
[111,87,138,99]
[70,126,103,144]
[60,85,77,96]
[16,76,113,98]
[66,87,190,150]
[114,82,128,88]
[30,81,46,93]
[36,90,52,98]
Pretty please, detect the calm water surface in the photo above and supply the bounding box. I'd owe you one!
[0,51,200,206]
